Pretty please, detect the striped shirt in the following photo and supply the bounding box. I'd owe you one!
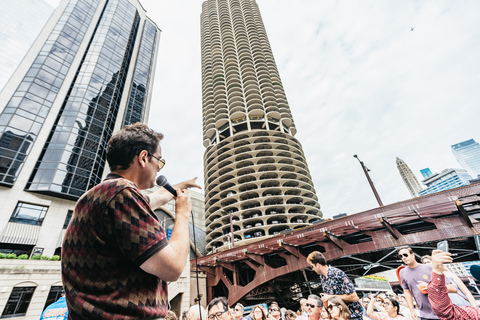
[427,271,480,320]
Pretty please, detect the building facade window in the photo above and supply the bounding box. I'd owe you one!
[63,210,73,229]
[43,286,64,311]
[9,202,48,226]
[1,286,36,318]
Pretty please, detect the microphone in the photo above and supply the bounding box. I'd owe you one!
[156,175,177,197]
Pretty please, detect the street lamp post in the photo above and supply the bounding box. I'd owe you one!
[353,154,384,207]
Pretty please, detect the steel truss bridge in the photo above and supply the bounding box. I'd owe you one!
[191,183,480,309]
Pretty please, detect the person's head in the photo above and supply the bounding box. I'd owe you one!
[385,291,398,301]
[382,297,400,316]
[307,251,327,275]
[326,296,350,320]
[232,303,244,320]
[398,247,417,267]
[106,123,164,188]
[188,305,208,320]
[269,302,281,319]
[208,297,231,320]
[306,294,322,320]
[421,255,432,264]
[300,298,308,313]
[251,305,267,320]
[398,295,407,307]
[374,296,384,305]
[320,307,329,320]
[285,310,297,320]
[360,296,370,307]
[167,310,178,320]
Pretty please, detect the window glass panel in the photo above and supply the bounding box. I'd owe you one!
[1,287,36,317]
[9,202,48,226]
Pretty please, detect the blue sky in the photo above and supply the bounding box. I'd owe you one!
[47,0,480,218]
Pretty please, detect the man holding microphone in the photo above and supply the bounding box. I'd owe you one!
[62,123,201,319]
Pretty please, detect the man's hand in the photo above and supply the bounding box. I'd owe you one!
[173,177,202,191]
[431,250,453,275]
[174,189,191,220]
[320,293,332,301]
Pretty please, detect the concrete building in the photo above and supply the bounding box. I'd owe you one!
[200,0,322,253]
[419,168,472,196]
[452,139,480,178]
[0,0,166,318]
[396,157,423,197]
[0,0,54,92]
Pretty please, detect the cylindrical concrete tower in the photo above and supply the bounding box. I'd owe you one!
[201,0,322,253]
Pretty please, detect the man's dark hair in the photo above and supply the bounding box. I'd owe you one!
[106,122,164,171]
[397,247,413,254]
[208,297,229,313]
[307,251,326,266]
[269,302,279,310]
[307,294,322,308]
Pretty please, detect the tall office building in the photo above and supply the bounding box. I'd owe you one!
[0,0,160,317]
[0,0,54,92]
[396,157,423,197]
[201,0,321,253]
[419,168,472,196]
[452,139,480,178]
[420,168,433,180]
[0,0,159,249]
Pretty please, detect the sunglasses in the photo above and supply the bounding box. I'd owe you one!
[148,153,166,170]
[399,253,409,258]
[305,303,317,308]
[375,299,383,302]
[269,308,279,312]
[326,305,338,311]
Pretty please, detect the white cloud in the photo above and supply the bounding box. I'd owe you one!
[140,0,480,218]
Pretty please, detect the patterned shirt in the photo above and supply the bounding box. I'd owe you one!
[62,173,169,320]
[427,271,480,320]
[318,266,363,319]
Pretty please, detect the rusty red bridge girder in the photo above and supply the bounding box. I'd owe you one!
[191,182,480,306]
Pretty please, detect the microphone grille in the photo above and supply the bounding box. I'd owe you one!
[156,175,168,187]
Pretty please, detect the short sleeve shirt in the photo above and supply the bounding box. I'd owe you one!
[400,264,449,319]
[318,266,363,319]
[61,173,168,319]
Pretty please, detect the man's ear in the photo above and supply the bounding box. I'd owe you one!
[138,150,148,167]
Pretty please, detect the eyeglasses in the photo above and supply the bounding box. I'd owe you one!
[399,253,409,258]
[305,303,318,309]
[269,308,279,312]
[383,302,392,306]
[208,310,228,320]
[326,305,338,311]
[148,153,166,170]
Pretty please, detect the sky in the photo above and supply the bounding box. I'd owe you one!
[47,0,480,219]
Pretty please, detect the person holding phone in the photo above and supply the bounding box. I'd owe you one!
[367,296,406,320]
[427,250,480,320]
[397,247,456,320]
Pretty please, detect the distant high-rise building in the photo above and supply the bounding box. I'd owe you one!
[452,139,480,178]
[0,0,54,92]
[396,157,423,197]
[200,0,321,253]
[0,0,161,317]
[419,168,472,196]
[420,168,433,179]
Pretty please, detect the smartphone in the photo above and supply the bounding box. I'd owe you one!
[437,240,448,252]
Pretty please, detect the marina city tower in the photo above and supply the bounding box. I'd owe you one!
[201,0,322,253]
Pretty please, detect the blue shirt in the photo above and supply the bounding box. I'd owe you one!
[40,297,68,320]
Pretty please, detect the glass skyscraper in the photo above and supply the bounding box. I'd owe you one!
[0,0,159,256]
[452,139,480,178]
[419,168,472,196]
[201,0,321,253]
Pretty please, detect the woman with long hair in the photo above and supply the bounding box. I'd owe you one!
[326,296,350,320]
[251,305,268,320]
[367,297,405,320]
